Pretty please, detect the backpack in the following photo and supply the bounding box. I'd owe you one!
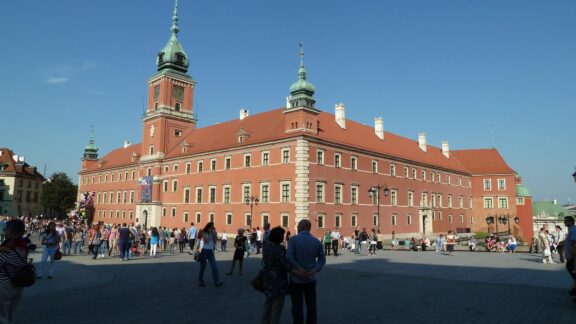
[3,249,36,288]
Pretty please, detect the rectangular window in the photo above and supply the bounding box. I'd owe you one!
[431,194,436,208]
[412,168,417,179]
[422,170,426,181]
[317,150,324,165]
[282,214,289,228]
[351,186,358,204]
[460,214,464,223]
[96,192,101,204]
[391,189,398,206]
[373,214,379,227]
[351,156,357,170]
[173,164,178,172]
[123,191,127,203]
[317,214,324,228]
[498,197,508,208]
[196,212,201,223]
[436,173,441,183]
[498,179,506,190]
[484,179,492,190]
[226,213,233,225]
[163,181,168,192]
[261,184,269,203]
[198,161,203,172]
[334,185,342,204]
[403,167,408,178]
[171,208,176,217]
[334,153,341,167]
[438,211,443,220]
[421,193,428,207]
[458,177,462,186]
[448,195,453,208]
[196,188,203,203]
[483,197,493,208]
[335,214,342,228]
[437,194,443,208]
[448,214,453,223]
[371,160,378,173]
[447,175,451,185]
[392,214,397,226]
[244,154,251,167]
[103,193,107,204]
[211,159,217,171]
[407,214,412,225]
[282,149,290,163]
[209,187,216,203]
[172,180,178,192]
[431,172,435,182]
[351,214,358,227]
[224,186,231,203]
[390,163,396,176]
[516,197,525,205]
[184,188,190,203]
[262,152,270,166]
[209,213,215,223]
[316,183,325,203]
[116,192,121,204]
[225,157,231,170]
[162,208,167,217]
[184,212,189,223]
[408,191,414,207]
[262,214,269,227]
[281,183,290,202]
[459,196,464,208]
[186,163,191,174]
[243,185,251,202]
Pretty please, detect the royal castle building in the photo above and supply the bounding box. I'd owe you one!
[78,2,533,240]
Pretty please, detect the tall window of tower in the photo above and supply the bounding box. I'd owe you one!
[149,145,154,155]
[175,102,181,111]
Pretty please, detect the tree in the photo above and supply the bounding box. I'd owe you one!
[40,172,78,219]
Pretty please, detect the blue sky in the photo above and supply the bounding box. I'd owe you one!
[1,1,575,203]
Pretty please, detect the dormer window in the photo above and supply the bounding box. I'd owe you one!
[175,53,184,64]
[174,130,182,137]
[158,53,164,63]
[238,135,244,143]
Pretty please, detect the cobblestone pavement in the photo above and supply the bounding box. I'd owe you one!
[18,247,575,323]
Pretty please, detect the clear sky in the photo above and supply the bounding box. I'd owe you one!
[1,0,575,203]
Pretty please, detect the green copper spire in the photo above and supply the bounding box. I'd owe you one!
[83,126,99,160]
[289,43,316,109]
[157,0,189,73]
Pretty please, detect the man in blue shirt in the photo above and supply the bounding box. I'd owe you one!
[286,219,326,324]
[188,223,198,252]
[563,216,576,297]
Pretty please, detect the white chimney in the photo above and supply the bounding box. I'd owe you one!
[19,156,25,162]
[240,109,249,120]
[286,96,291,108]
[335,103,346,129]
[374,117,384,140]
[418,133,427,152]
[442,141,449,158]
[124,140,132,149]
[13,154,18,162]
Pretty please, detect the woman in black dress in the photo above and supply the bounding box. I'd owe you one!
[226,228,247,275]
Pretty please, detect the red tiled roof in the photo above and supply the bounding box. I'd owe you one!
[451,149,515,175]
[87,144,142,171]
[0,148,45,179]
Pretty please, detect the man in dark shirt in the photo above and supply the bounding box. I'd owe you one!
[118,223,131,261]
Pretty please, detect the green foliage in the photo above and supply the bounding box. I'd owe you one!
[40,172,78,219]
[473,231,489,240]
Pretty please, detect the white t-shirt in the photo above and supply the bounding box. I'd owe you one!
[256,230,262,241]
[331,231,341,240]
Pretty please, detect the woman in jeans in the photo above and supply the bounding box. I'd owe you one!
[178,227,187,253]
[73,229,83,254]
[0,219,29,323]
[37,221,60,279]
[90,224,102,260]
[197,222,223,287]
[149,227,159,258]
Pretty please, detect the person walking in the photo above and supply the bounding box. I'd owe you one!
[197,222,223,287]
[323,230,331,256]
[331,228,340,256]
[73,229,84,255]
[226,228,247,276]
[149,227,159,258]
[561,216,576,300]
[178,227,187,253]
[261,227,291,324]
[286,219,326,324]
[0,219,29,323]
[539,227,554,264]
[90,224,102,260]
[221,232,228,252]
[37,221,60,279]
[446,231,456,256]
[188,223,198,252]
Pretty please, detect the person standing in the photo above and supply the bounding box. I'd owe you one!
[539,227,554,264]
[149,227,159,258]
[353,227,360,255]
[323,230,332,256]
[445,231,456,256]
[261,227,291,324]
[90,224,102,260]
[197,222,223,287]
[188,223,198,252]
[0,219,29,323]
[118,223,131,261]
[108,224,119,257]
[221,232,228,252]
[555,225,566,263]
[256,227,263,254]
[562,216,576,299]
[331,228,340,256]
[178,227,187,253]
[37,222,60,279]
[286,219,326,324]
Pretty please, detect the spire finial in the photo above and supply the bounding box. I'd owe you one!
[89,125,95,145]
[298,42,306,80]
[171,0,180,36]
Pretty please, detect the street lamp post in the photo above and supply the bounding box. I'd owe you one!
[496,214,519,235]
[368,185,389,229]
[245,196,259,228]
[485,215,494,234]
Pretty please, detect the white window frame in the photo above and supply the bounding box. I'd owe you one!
[498,197,508,209]
[244,154,251,168]
[223,186,231,204]
[351,214,358,227]
[334,184,343,204]
[317,149,324,165]
[498,178,506,190]
[351,186,358,205]
[316,183,325,203]
[260,183,270,203]
[483,197,493,209]
[282,148,290,164]
[280,181,291,203]
[483,179,492,191]
[334,153,341,168]
[262,151,270,166]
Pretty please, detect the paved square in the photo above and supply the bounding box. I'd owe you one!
[20,248,575,323]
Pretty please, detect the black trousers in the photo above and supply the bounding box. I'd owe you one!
[332,240,339,256]
[290,281,317,324]
[558,243,565,262]
[324,242,331,255]
[189,239,196,250]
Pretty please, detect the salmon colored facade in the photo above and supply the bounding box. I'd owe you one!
[77,3,532,240]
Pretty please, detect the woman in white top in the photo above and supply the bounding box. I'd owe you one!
[197,222,223,287]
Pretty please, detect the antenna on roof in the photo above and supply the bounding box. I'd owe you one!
[43,162,47,178]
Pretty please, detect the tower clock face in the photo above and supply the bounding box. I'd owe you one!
[172,85,184,100]
[154,85,160,100]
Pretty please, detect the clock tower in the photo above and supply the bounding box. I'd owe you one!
[141,0,196,161]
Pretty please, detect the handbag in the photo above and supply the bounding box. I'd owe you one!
[3,249,36,287]
[193,250,201,262]
[54,249,63,261]
[251,270,265,293]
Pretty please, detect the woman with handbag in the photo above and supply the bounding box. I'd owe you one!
[0,219,29,323]
[37,222,60,279]
[197,222,223,287]
[261,226,291,324]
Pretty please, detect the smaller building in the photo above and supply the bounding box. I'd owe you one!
[0,148,45,217]
[532,200,572,237]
